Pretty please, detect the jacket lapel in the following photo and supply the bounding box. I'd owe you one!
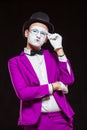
[43,50,52,83]
[20,51,40,84]
[43,50,56,83]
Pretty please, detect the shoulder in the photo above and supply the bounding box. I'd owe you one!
[43,49,57,56]
[8,51,24,63]
[43,49,58,61]
[44,50,58,57]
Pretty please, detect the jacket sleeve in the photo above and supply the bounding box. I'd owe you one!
[58,59,75,85]
[8,58,50,101]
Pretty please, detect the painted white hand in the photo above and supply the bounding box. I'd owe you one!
[47,33,62,50]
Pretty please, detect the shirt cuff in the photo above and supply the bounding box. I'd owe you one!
[59,81,69,94]
[48,84,53,94]
[58,55,71,74]
[58,55,67,62]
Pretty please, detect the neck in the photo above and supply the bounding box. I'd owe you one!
[27,43,41,50]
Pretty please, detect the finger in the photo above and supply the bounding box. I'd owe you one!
[47,33,58,40]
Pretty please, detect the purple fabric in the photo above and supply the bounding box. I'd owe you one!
[8,50,75,126]
[24,111,74,130]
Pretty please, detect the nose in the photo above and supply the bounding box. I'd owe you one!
[36,32,40,39]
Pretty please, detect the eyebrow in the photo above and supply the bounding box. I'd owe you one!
[30,28,48,34]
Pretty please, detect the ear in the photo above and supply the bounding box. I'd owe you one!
[24,29,29,38]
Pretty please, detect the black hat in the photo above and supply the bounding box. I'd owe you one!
[22,12,54,37]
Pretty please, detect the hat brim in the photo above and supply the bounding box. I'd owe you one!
[22,19,54,37]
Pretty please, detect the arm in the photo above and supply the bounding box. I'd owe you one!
[48,33,75,85]
[57,49,75,85]
[8,58,50,101]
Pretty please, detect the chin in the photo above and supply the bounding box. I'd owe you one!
[28,43,41,50]
[32,45,41,50]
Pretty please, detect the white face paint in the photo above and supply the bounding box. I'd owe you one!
[27,26,48,47]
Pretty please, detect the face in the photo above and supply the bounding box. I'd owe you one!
[26,22,48,49]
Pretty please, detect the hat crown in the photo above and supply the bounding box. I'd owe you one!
[30,12,50,23]
[22,11,54,37]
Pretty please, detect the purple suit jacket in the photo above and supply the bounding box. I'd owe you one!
[8,50,75,126]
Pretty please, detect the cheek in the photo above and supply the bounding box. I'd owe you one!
[40,36,47,43]
[28,33,35,42]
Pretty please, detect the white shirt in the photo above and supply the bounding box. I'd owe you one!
[24,48,70,112]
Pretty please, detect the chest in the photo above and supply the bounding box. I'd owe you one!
[19,53,60,85]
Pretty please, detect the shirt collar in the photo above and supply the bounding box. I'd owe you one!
[24,47,31,55]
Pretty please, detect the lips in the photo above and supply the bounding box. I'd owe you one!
[35,39,40,42]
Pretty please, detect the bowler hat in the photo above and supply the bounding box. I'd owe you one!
[22,11,54,37]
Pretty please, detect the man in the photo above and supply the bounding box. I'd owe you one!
[8,12,75,130]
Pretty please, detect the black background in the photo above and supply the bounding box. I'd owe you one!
[0,0,87,130]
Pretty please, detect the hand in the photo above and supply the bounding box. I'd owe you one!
[47,33,62,50]
[52,81,68,94]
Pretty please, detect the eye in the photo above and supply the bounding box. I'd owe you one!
[33,29,38,33]
[40,31,47,36]
[30,29,38,33]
